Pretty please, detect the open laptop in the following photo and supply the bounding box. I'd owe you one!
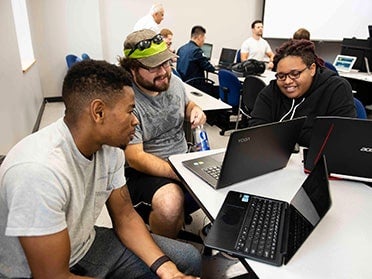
[333,54,357,72]
[201,43,213,60]
[182,117,306,189]
[204,156,331,266]
[304,116,372,183]
[215,48,237,70]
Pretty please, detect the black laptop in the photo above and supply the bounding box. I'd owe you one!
[304,116,372,183]
[215,48,237,70]
[182,117,306,189]
[204,156,331,266]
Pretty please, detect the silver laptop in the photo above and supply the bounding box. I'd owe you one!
[304,116,372,183]
[182,117,306,189]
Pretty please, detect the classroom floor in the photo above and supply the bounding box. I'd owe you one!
[39,100,251,278]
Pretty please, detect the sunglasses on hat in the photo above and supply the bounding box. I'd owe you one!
[127,34,163,57]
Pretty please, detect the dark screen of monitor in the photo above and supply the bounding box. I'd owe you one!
[201,43,213,60]
[219,48,237,64]
[341,38,372,72]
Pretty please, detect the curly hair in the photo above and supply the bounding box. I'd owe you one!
[62,59,132,119]
[273,39,324,71]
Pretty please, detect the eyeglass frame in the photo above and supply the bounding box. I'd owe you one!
[275,66,308,81]
[127,34,164,57]
[139,60,172,73]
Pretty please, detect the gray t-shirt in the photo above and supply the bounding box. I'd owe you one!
[130,75,189,159]
[0,118,125,278]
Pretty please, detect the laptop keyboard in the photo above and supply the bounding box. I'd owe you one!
[203,165,221,180]
[235,196,283,260]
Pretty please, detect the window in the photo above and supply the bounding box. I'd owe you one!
[11,0,35,72]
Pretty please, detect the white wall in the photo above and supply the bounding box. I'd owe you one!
[0,0,346,155]
[0,0,43,154]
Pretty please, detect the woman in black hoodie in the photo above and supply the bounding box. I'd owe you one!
[248,39,356,147]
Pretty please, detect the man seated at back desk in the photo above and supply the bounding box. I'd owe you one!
[176,25,218,98]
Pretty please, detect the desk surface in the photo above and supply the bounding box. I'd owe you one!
[237,70,276,85]
[184,83,231,111]
[169,149,372,279]
[339,70,372,83]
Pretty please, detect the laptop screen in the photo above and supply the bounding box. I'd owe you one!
[333,54,356,72]
[285,156,331,263]
[201,43,213,60]
[219,48,237,65]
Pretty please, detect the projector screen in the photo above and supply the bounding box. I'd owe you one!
[263,0,372,41]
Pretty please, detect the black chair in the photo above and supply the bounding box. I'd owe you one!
[215,69,243,135]
[185,77,219,99]
[240,75,266,119]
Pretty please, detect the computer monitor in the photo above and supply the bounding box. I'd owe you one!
[369,25,372,38]
[341,38,372,73]
[201,43,213,60]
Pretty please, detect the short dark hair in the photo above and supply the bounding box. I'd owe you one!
[273,39,324,71]
[62,59,132,119]
[191,25,206,38]
[251,20,263,29]
[293,28,311,40]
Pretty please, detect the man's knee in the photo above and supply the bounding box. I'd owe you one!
[152,183,184,216]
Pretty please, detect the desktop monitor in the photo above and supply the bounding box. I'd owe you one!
[369,25,372,38]
[341,38,372,72]
[201,43,213,60]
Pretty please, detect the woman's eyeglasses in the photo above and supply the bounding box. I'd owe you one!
[275,67,308,81]
[128,34,163,57]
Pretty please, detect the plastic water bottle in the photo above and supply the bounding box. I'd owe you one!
[193,125,210,151]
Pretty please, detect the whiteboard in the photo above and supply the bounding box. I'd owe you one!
[263,0,372,41]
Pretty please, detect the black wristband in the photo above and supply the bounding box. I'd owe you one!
[150,255,171,274]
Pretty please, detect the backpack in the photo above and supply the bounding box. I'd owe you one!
[232,59,266,77]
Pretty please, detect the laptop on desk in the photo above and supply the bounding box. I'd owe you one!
[304,116,372,183]
[182,117,306,189]
[333,54,357,72]
[204,156,331,266]
[214,48,237,70]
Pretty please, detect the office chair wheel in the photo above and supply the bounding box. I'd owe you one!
[219,130,225,136]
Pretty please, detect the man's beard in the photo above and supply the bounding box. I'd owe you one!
[135,70,171,92]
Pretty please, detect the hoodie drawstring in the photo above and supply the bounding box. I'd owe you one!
[279,98,305,122]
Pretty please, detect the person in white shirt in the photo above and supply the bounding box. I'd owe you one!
[133,3,165,33]
[240,20,275,69]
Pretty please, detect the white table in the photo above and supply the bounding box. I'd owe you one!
[339,70,372,83]
[237,70,276,85]
[169,149,372,279]
[184,83,231,111]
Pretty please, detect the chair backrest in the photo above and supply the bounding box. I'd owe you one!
[354,97,367,119]
[81,53,90,60]
[241,75,266,114]
[236,49,241,63]
[324,61,339,75]
[65,54,82,69]
[218,69,242,107]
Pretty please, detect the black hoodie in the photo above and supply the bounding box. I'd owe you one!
[248,67,357,147]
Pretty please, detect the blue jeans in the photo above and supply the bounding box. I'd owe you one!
[70,226,202,278]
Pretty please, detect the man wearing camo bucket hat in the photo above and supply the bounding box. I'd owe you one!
[119,29,207,240]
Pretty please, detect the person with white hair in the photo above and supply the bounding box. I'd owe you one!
[133,3,165,33]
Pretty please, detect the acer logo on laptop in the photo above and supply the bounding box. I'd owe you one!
[360,147,372,153]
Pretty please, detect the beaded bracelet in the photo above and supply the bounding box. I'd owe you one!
[150,255,171,274]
